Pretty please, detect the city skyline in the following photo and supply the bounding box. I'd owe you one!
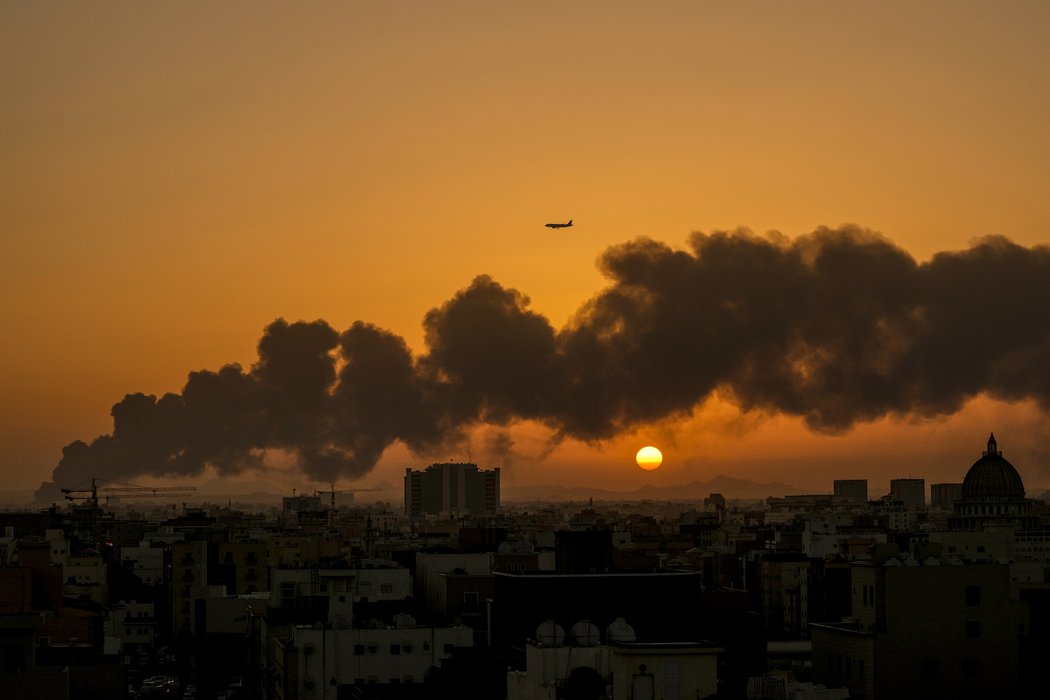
[4,3,1050,496]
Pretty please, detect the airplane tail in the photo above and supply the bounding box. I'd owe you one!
[568,219,573,225]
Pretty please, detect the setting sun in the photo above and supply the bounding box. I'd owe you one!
[635,446,663,470]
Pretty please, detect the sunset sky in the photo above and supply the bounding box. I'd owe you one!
[3,2,1050,498]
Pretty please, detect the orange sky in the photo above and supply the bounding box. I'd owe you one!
[3,2,1050,495]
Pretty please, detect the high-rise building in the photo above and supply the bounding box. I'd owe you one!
[889,478,925,510]
[404,462,500,516]
[833,479,868,504]
[930,482,962,511]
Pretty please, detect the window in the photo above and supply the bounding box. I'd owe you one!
[389,643,400,655]
[965,585,980,606]
[966,621,981,638]
[443,643,454,654]
[961,658,977,677]
[380,583,393,594]
[463,591,480,613]
[354,644,365,656]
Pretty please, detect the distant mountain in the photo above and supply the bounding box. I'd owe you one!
[503,474,803,502]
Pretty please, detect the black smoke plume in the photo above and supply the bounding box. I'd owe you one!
[35,227,1050,499]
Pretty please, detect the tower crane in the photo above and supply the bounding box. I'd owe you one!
[62,478,197,508]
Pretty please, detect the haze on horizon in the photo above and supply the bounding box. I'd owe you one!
[3,2,1050,497]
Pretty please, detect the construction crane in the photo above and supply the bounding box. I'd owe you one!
[62,478,197,508]
[314,483,382,508]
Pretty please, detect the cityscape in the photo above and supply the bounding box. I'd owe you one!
[1,433,1048,699]
[5,3,1050,700]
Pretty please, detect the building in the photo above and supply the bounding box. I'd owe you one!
[492,571,704,650]
[507,627,721,700]
[949,434,1038,531]
[271,623,473,697]
[833,480,868,504]
[811,560,1026,700]
[888,478,925,510]
[404,463,500,516]
[109,600,157,651]
[759,555,810,639]
[930,483,962,511]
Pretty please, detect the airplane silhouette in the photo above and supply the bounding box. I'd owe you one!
[545,219,573,229]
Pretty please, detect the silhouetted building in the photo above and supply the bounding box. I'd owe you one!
[555,530,612,574]
[759,554,811,639]
[930,482,963,511]
[281,494,323,514]
[889,478,925,510]
[834,479,868,504]
[949,433,1038,531]
[404,463,500,516]
[492,571,704,650]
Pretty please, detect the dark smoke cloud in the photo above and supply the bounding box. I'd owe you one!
[36,226,1050,499]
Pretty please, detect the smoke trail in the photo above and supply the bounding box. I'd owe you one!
[35,226,1050,499]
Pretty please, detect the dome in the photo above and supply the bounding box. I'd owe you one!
[961,433,1025,499]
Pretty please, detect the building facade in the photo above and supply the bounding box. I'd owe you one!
[811,561,1025,700]
[888,478,925,510]
[833,480,869,504]
[404,463,500,516]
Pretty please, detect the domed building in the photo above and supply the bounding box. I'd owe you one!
[949,433,1038,531]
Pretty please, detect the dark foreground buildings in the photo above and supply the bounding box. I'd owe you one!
[1,437,1048,699]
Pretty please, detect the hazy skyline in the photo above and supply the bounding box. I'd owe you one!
[4,3,1050,495]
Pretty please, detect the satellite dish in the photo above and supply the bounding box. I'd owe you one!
[606,617,636,643]
[570,620,601,647]
[535,620,565,647]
